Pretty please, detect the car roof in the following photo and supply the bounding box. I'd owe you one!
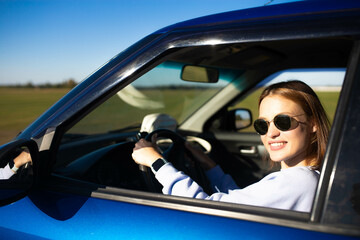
[155,0,360,34]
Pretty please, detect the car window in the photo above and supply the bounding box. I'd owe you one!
[66,61,232,135]
[55,38,353,216]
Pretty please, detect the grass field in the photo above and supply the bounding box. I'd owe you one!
[0,88,70,145]
[0,88,340,145]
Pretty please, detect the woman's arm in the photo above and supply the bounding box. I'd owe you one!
[0,164,15,180]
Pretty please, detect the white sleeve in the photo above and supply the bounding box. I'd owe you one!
[156,163,241,201]
[231,167,319,212]
[205,165,239,192]
[155,164,319,212]
[0,164,15,180]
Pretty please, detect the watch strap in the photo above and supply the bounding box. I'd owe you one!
[9,160,18,173]
[151,158,168,173]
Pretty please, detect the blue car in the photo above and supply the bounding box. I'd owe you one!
[1,1,360,239]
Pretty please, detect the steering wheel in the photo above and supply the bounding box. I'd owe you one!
[140,129,212,194]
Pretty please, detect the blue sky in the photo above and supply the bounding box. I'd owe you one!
[0,0,300,85]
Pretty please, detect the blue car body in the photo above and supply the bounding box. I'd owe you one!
[1,1,360,239]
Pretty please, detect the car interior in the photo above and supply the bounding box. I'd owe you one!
[52,37,353,198]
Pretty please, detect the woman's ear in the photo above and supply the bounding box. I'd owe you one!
[311,119,317,133]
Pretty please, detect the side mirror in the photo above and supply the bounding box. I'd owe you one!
[214,108,252,131]
[181,65,219,83]
[0,139,38,207]
[233,108,252,130]
[206,108,253,131]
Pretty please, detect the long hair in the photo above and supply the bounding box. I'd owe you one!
[258,80,330,170]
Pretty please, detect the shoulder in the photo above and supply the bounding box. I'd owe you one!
[259,167,319,190]
[278,167,320,193]
[281,166,320,181]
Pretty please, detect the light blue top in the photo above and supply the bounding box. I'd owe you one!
[155,163,319,212]
[0,164,15,180]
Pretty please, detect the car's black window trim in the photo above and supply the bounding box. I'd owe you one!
[311,41,360,220]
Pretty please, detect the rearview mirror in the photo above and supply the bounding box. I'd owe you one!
[181,65,219,83]
[0,139,38,206]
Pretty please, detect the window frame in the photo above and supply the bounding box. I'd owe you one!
[310,41,360,235]
[33,10,360,236]
[48,42,359,236]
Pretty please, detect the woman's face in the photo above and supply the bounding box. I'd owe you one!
[258,95,316,168]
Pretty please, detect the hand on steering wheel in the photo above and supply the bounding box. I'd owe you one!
[132,129,212,194]
[132,136,162,168]
[132,129,188,171]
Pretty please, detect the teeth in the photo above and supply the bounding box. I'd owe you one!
[270,142,285,147]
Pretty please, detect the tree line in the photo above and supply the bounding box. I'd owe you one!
[1,79,77,89]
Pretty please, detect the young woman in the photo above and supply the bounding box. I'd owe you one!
[132,80,330,212]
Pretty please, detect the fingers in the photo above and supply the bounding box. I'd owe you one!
[13,151,32,168]
[132,139,162,167]
[24,151,32,162]
[134,138,152,149]
[150,134,163,152]
[151,133,157,143]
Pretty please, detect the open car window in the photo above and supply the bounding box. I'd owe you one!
[54,37,353,214]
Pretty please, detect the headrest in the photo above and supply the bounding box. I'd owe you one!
[140,113,177,133]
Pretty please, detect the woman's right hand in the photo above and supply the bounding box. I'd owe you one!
[132,137,163,167]
[13,150,32,168]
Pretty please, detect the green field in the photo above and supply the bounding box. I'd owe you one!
[0,88,340,145]
[0,88,70,145]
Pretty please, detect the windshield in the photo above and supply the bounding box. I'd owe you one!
[67,61,237,135]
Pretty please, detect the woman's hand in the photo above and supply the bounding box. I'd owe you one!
[132,137,163,167]
[13,150,32,168]
[185,142,216,170]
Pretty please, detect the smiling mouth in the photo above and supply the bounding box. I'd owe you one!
[270,142,285,147]
[269,142,287,151]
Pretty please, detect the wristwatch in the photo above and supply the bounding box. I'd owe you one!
[151,158,168,173]
[9,159,19,173]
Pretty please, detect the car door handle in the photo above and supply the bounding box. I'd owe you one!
[239,146,256,154]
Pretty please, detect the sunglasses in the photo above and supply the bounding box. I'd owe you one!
[254,114,305,135]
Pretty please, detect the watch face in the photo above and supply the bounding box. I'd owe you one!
[152,158,166,172]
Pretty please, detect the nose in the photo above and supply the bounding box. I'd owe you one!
[267,121,280,138]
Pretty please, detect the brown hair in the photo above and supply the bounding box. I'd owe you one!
[258,80,330,170]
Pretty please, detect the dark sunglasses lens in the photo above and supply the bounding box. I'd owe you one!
[254,119,268,135]
[274,115,292,131]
